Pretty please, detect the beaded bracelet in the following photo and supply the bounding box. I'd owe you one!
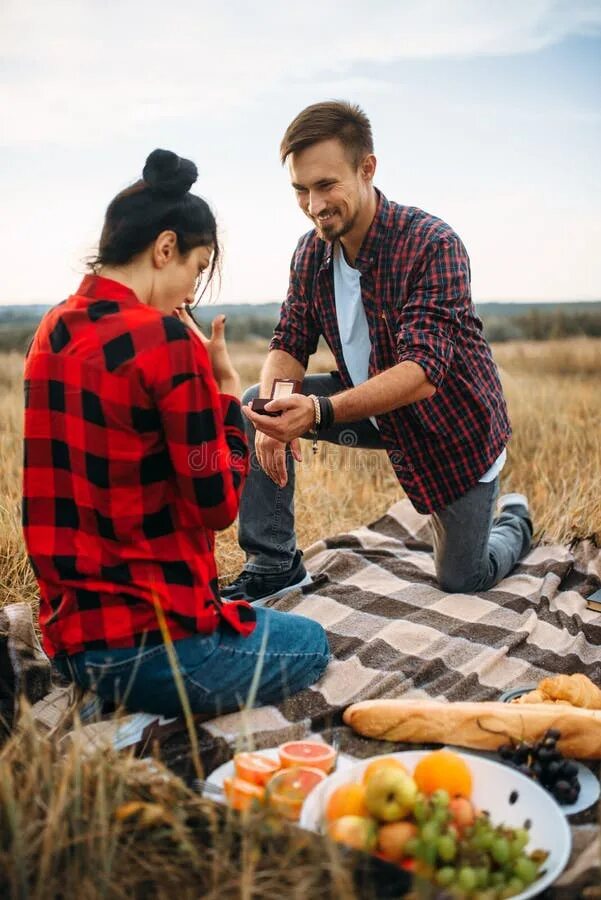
[309,394,321,454]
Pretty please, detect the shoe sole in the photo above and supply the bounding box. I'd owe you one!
[250,571,314,608]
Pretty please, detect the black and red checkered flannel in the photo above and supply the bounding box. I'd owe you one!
[23,274,255,658]
[270,190,511,514]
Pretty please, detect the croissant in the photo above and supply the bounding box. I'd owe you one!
[539,673,601,710]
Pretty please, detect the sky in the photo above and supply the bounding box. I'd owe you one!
[1,0,600,306]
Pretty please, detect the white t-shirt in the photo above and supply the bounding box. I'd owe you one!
[332,241,506,482]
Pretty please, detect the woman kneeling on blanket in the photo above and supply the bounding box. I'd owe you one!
[22,149,329,718]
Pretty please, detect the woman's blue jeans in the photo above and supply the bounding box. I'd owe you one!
[53,607,330,719]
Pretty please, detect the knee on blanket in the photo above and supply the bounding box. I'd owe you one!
[437,572,484,594]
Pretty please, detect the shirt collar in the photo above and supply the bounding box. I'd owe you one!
[75,274,142,306]
[321,187,389,272]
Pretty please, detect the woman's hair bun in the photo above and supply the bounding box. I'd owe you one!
[142,149,198,198]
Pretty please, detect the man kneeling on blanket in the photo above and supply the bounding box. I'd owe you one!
[222,101,533,606]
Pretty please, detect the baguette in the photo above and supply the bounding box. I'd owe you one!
[343,699,601,759]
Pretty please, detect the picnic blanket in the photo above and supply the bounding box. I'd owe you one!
[187,499,600,897]
[32,499,601,896]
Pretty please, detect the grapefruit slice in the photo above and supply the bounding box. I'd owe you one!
[223,776,265,812]
[278,740,337,773]
[234,751,281,787]
[266,766,326,821]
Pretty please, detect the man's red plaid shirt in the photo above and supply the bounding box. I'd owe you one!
[23,275,255,658]
[270,190,511,514]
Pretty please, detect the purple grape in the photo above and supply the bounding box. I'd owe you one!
[562,761,578,779]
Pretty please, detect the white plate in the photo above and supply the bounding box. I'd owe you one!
[551,761,599,816]
[204,745,356,800]
[300,749,572,900]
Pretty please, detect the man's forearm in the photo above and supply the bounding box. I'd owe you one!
[260,349,306,397]
[330,361,436,422]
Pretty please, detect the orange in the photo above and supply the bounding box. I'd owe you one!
[234,752,281,787]
[266,765,326,821]
[412,750,473,798]
[278,740,337,773]
[362,756,409,785]
[223,776,265,812]
[325,781,369,822]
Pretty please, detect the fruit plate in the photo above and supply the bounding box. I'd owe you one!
[204,745,356,801]
[299,749,572,900]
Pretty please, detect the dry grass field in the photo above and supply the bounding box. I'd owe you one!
[1,337,600,897]
[1,337,600,610]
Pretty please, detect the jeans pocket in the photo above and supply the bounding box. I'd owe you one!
[83,643,168,676]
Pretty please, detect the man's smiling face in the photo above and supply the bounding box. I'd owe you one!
[288,138,374,243]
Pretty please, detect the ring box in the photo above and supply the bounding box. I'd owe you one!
[251,378,301,417]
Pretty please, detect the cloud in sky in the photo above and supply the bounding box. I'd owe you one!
[3,0,601,145]
[1,1,600,304]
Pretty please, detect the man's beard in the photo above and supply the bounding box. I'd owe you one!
[314,208,358,242]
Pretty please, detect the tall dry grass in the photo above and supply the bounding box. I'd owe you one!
[0,707,364,899]
[1,339,600,609]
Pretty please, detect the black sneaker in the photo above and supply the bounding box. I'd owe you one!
[220,551,312,605]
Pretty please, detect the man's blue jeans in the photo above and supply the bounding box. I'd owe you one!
[239,372,532,593]
[53,607,330,718]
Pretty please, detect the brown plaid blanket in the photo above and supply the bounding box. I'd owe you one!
[36,499,600,896]
[192,499,601,897]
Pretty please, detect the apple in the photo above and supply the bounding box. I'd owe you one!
[377,821,418,861]
[328,815,378,852]
[364,768,418,822]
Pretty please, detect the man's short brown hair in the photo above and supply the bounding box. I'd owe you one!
[280,100,374,167]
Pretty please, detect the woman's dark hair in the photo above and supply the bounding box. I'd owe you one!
[89,149,219,303]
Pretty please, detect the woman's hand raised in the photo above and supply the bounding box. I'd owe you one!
[175,307,241,398]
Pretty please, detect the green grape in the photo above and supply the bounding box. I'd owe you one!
[457,866,478,892]
[431,789,450,807]
[489,871,505,888]
[470,827,494,852]
[513,856,538,885]
[436,866,456,888]
[433,806,450,827]
[499,877,525,898]
[512,828,529,850]
[404,837,419,857]
[421,821,440,844]
[413,797,428,824]
[491,836,510,865]
[437,834,457,862]
[421,842,438,867]
[474,866,490,889]
[474,825,495,851]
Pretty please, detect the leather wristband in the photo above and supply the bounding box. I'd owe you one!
[317,396,335,432]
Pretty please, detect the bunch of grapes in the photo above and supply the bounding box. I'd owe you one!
[404,791,547,898]
[497,729,580,805]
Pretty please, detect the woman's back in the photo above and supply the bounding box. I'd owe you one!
[23,273,251,658]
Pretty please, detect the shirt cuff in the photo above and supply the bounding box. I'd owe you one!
[396,349,447,389]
